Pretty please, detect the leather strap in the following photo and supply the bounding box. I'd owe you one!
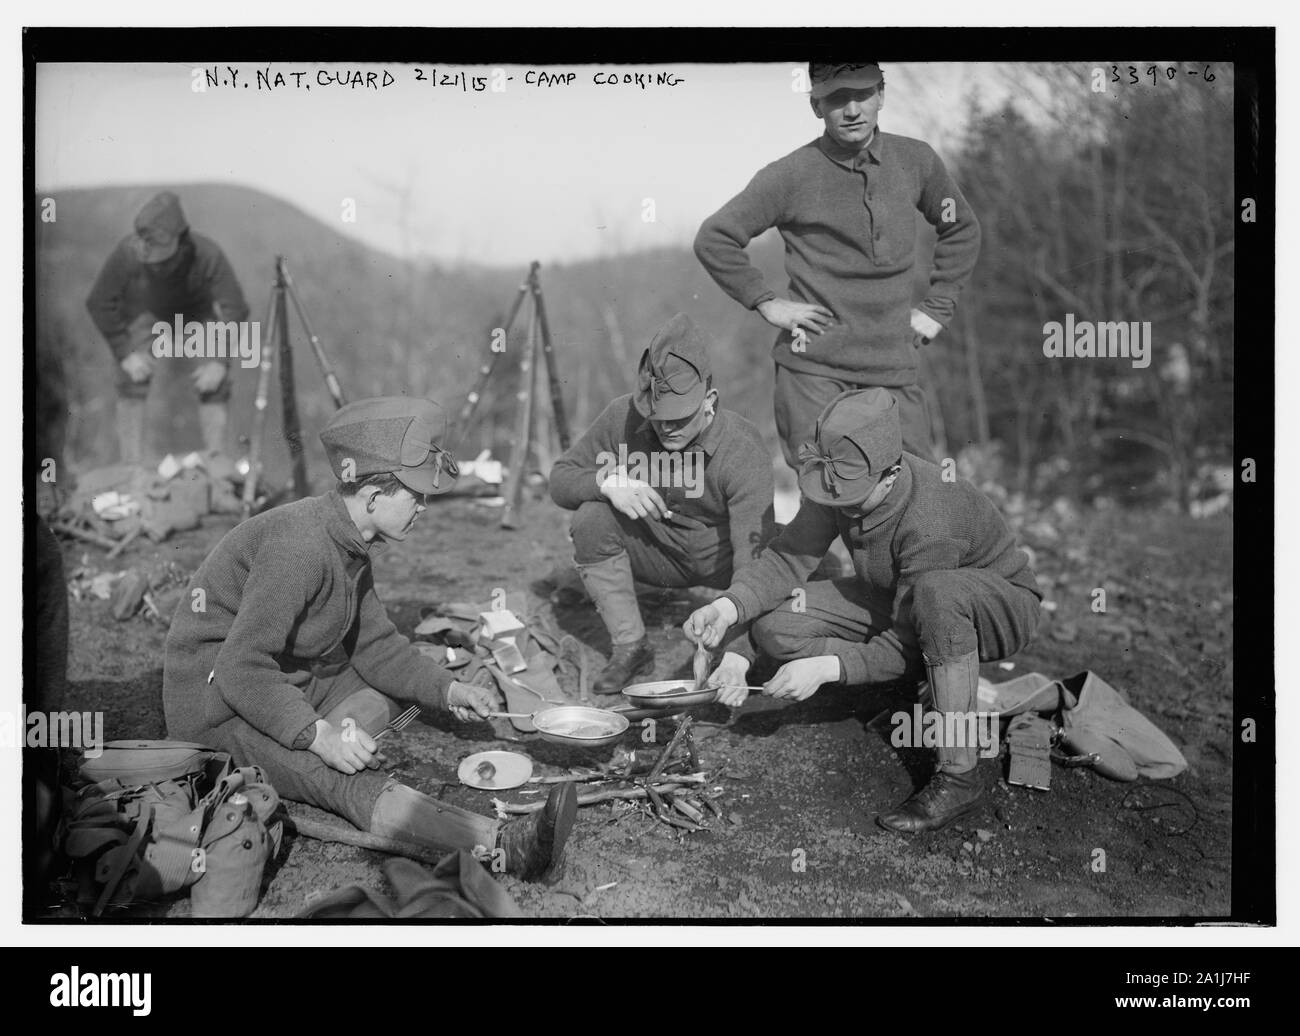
[93,804,151,917]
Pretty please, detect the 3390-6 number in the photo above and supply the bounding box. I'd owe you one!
[1110,64,1215,84]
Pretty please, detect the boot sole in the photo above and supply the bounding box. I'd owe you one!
[875,793,986,835]
[539,782,579,884]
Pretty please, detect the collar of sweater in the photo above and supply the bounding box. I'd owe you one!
[321,490,388,564]
[817,128,881,170]
[842,458,914,536]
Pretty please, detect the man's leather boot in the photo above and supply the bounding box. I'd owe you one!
[877,767,985,834]
[497,781,578,882]
[878,650,986,833]
[576,552,655,694]
[115,397,147,467]
[592,638,655,695]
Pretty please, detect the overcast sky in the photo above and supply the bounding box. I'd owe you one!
[37,61,1017,266]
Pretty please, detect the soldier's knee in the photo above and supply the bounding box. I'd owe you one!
[909,571,978,658]
[571,501,623,562]
[323,686,397,736]
[753,608,808,661]
[909,571,970,625]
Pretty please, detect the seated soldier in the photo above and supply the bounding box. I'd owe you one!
[685,388,1042,833]
[549,313,775,694]
[163,396,577,881]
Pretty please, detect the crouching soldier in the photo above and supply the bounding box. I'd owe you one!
[550,313,775,694]
[164,396,577,880]
[685,388,1042,833]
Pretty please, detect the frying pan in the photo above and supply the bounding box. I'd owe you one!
[621,679,720,710]
[489,705,630,748]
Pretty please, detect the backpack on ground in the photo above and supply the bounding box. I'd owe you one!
[60,740,283,917]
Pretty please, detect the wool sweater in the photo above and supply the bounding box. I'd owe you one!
[163,492,452,749]
[694,131,980,386]
[723,454,1040,684]
[86,232,250,360]
[549,396,775,572]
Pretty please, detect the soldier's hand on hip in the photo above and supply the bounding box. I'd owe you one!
[910,308,943,346]
[757,298,835,336]
[764,656,841,701]
[119,350,154,383]
[708,651,752,708]
[191,360,227,394]
[308,719,377,774]
[600,467,667,520]
[447,680,498,722]
[684,597,738,650]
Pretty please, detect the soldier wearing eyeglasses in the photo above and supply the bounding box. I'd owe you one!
[164,396,577,882]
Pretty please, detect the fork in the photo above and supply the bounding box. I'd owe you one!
[373,705,421,740]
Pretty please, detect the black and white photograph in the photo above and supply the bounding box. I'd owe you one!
[18,19,1274,935]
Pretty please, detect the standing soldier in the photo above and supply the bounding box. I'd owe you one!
[694,62,981,466]
[86,191,249,465]
[550,314,775,694]
[685,389,1042,833]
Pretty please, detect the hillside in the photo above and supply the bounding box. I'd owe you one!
[33,182,795,487]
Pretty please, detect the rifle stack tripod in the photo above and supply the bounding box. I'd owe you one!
[241,256,347,518]
[453,261,571,528]
[240,258,570,530]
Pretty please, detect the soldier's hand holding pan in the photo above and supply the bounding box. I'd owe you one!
[708,652,753,708]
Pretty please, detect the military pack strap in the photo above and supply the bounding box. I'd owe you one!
[92,806,152,917]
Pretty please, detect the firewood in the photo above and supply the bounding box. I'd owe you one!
[492,781,695,815]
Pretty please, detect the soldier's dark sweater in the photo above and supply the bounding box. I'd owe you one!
[723,454,1040,684]
[694,131,980,387]
[164,492,451,749]
[549,395,775,573]
[86,232,250,360]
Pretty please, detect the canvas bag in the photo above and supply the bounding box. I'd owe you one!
[977,671,1188,781]
[62,740,283,916]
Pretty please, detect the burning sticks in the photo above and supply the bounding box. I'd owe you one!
[492,715,724,834]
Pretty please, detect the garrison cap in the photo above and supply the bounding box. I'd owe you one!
[809,62,883,100]
[797,388,902,507]
[633,313,713,421]
[320,396,460,497]
[132,191,188,264]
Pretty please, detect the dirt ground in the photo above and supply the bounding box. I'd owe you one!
[49,491,1234,921]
